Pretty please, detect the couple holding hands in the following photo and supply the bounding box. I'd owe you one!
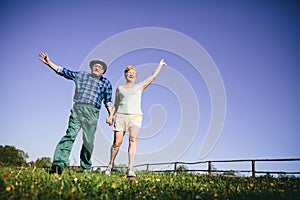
[39,52,167,177]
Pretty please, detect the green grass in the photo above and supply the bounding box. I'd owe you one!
[1,167,299,199]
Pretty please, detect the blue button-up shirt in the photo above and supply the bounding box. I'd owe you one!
[57,66,113,109]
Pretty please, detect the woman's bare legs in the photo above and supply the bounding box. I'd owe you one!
[106,131,124,175]
[127,125,140,176]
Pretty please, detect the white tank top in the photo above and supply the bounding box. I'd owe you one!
[116,84,143,115]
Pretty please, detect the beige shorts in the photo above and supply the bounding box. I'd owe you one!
[113,113,143,133]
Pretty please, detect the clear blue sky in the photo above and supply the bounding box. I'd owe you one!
[1,0,299,173]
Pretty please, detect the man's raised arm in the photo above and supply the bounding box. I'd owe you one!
[39,52,59,72]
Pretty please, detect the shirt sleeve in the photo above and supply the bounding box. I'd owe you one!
[57,67,78,81]
[104,81,113,107]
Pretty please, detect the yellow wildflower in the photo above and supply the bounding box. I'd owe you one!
[111,183,117,189]
[170,178,174,184]
[210,180,214,184]
[6,185,12,192]
[278,189,285,193]
[270,183,275,187]
[249,183,254,188]
[213,193,219,198]
[71,187,76,193]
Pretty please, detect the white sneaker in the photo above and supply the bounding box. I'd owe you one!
[105,166,112,176]
[126,167,136,177]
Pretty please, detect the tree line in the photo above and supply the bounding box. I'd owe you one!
[0,145,51,168]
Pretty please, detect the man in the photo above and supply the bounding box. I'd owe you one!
[39,52,113,174]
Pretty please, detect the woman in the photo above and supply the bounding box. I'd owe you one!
[105,59,167,177]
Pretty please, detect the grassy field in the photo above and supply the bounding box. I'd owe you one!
[1,167,300,199]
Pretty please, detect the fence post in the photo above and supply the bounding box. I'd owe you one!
[208,161,212,175]
[174,162,178,172]
[146,164,149,172]
[252,160,256,177]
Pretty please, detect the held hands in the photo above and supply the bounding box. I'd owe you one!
[39,52,51,65]
[106,116,113,126]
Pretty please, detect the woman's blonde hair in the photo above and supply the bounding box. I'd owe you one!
[124,65,137,73]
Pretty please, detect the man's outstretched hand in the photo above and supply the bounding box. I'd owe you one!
[39,52,50,65]
[39,52,59,72]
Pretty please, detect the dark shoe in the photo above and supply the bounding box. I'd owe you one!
[49,164,62,175]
